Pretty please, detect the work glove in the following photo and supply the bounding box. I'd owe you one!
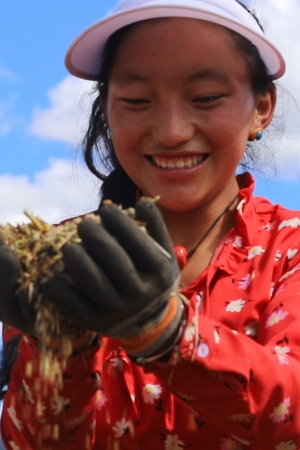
[0,235,94,353]
[0,235,37,335]
[47,200,185,363]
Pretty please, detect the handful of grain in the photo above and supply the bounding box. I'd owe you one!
[0,210,101,382]
[0,200,163,383]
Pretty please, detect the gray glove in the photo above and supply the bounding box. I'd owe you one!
[0,235,37,335]
[47,200,183,356]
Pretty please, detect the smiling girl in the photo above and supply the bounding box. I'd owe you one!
[1,1,300,449]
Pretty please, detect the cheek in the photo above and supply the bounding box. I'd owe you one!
[107,108,139,148]
[208,108,254,151]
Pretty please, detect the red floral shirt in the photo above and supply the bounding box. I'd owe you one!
[2,173,300,450]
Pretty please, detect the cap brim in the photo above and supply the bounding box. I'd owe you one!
[65,3,286,80]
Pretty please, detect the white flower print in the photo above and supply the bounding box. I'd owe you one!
[111,357,124,371]
[142,384,162,404]
[248,246,265,260]
[274,284,285,297]
[233,236,243,248]
[287,249,298,261]
[196,292,204,312]
[93,372,101,388]
[275,250,282,262]
[112,418,131,438]
[226,300,246,313]
[262,221,276,231]
[22,379,34,404]
[91,419,96,431]
[65,413,88,430]
[185,317,197,341]
[266,310,289,327]
[23,335,30,344]
[95,389,108,411]
[237,199,246,215]
[8,440,20,450]
[279,264,300,282]
[274,346,290,365]
[214,329,221,344]
[220,437,244,449]
[269,398,291,423]
[276,441,297,450]
[244,321,258,337]
[164,434,184,450]
[238,271,255,290]
[278,218,300,230]
[36,400,46,419]
[8,406,23,431]
[27,423,36,435]
[52,396,70,415]
[270,282,275,297]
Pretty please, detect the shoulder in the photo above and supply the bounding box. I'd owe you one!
[236,185,300,250]
[237,173,300,223]
[251,195,300,229]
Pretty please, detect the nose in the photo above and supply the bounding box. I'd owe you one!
[152,101,195,148]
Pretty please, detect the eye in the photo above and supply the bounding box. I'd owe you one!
[120,97,150,106]
[193,95,223,105]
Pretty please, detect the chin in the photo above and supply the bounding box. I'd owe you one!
[156,196,200,213]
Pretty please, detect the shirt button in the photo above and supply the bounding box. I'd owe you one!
[197,343,210,358]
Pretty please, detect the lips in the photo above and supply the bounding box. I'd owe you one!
[150,154,208,169]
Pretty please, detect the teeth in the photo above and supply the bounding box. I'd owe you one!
[152,155,206,169]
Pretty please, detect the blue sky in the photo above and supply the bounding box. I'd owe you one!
[0,0,300,226]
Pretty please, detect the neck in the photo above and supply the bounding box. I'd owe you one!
[158,185,240,253]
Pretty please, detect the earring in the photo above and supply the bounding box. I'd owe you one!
[249,128,264,141]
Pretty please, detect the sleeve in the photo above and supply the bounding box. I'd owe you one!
[150,262,300,449]
[1,335,101,450]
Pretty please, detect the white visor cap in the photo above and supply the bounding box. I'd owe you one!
[65,0,286,81]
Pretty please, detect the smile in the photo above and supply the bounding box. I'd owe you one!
[150,154,208,169]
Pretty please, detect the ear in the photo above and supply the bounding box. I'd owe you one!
[250,84,277,135]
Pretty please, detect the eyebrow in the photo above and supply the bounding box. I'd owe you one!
[114,73,150,85]
[115,69,231,85]
[189,69,231,83]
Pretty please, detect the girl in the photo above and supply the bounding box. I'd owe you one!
[1,1,299,449]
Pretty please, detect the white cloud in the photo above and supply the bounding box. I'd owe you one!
[274,136,300,180]
[0,158,101,225]
[28,76,95,145]
[0,93,17,135]
[249,0,300,179]
[261,0,300,91]
[0,63,17,83]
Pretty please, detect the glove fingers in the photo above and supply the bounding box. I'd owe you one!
[0,244,30,331]
[17,289,38,335]
[47,276,115,333]
[0,288,34,334]
[135,200,175,258]
[62,243,121,306]
[99,204,174,277]
[78,219,143,295]
[0,244,21,300]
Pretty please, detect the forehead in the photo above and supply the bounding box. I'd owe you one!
[110,17,247,82]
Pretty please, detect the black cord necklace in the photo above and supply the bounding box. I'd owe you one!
[187,194,239,259]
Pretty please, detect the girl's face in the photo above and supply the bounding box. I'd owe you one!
[104,18,274,212]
